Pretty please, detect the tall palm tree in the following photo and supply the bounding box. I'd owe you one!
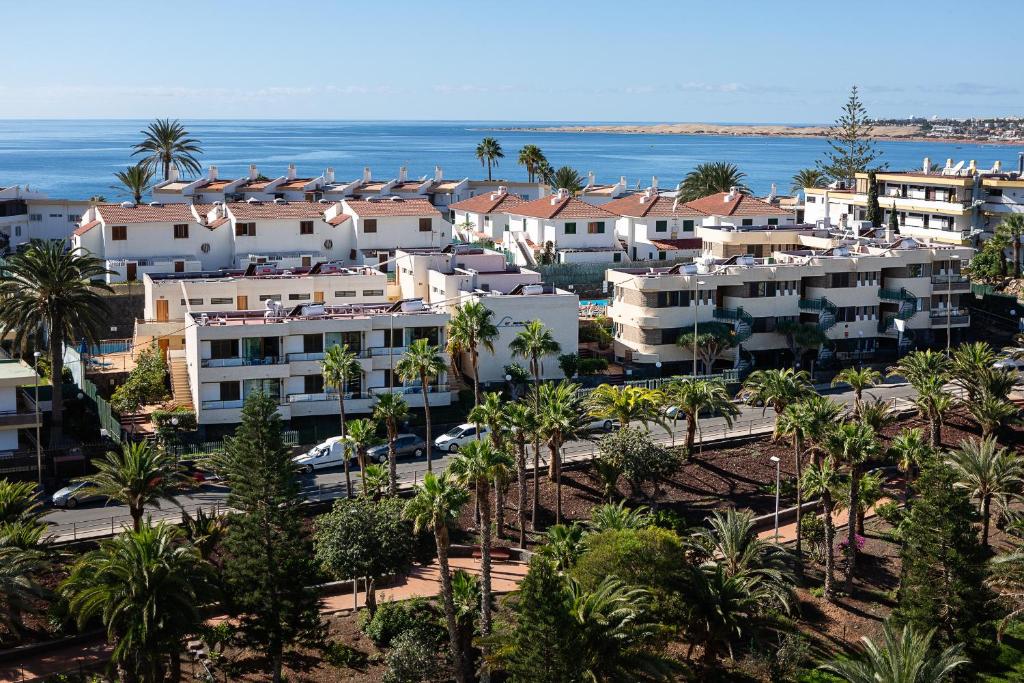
[888,349,950,388]
[446,300,498,407]
[372,393,409,496]
[475,137,504,181]
[586,385,666,431]
[912,375,953,448]
[396,339,446,472]
[791,168,826,195]
[889,428,932,501]
[62,522,214,683]
[989,550,1024,638]
[967,393,1019,441]
[823,422,881,594]
[678,162,750,201]
[503,402,538,547]
[802,457,843,600]
[131,118,203,180]
[665,378,739,455]
[537,381,587,525]
[0,241,113,446]
[75,441,187,532]
[777,400,817,562]
[0,545,48,638]
[516,145,547,183]
[449,440,513,682]
[831,366,882,415]
[996,213,1024,278]
[469,392,511,536]
[404,472,471,683]
[945,436,1023,546]
[345,418,381,497]
[550,166,584,194]
[950,342,996,402]
[738,367,813,437]
[322,343,362,496]
[820,621,967,683]
[113,163,155,204]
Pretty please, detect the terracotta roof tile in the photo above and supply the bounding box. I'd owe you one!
[327,214,351,226]
[648,238,702,250]
[685,192,793,217]
[343,197,442,218]
[505,194,616,220]
[450,192,526,214]
[226,201,329,221]
[95,203,200,224]
[277,178,316,191]
[73,219,100,236]
[602,193,706,218]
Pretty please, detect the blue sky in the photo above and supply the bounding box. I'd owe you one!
[4,0,1023,122]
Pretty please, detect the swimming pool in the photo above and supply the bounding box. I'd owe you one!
[579,299,609,307]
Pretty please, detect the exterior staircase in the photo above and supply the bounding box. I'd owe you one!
[167,351,193,410]
[712,307,753,342]
[798,297,838,331]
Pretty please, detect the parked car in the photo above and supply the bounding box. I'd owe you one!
[434,423,489,453]
[586,416,619,433]
[366,434,427,463]
[51,481,105,509]
[993,357,1024,371]
[292,436,352,473]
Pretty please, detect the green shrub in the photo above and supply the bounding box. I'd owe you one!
[874,500,904,528]
[382,629,450,683]
[360,598,442,646]
[322,640,369,669]
[571,527,684,598]
[800,513,826,565]
[579,357,609,375]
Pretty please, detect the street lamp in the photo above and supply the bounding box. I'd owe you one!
[769,455,781,542]
[33,351,41,487]
[692,279,706,376]
[946,255,961,355]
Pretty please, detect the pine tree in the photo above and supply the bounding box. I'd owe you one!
[491,557,582,682]
[817,85,883,184]
[219,393,322,683]
[888,202,900,236]
[894,461,991,646]
[865,171,882,226]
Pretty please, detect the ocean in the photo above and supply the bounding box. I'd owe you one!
[0,119,1019,201]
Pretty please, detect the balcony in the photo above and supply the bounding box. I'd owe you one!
[930,274,970,291]
[369,384,450,396]
[371,346,408,357]
[930,310,970,326]
[287,391,368,403]
[200,399,244,410]
[287,351,325,362]
[201,356,286,368]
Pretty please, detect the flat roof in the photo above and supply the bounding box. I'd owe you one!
[0,359,39,384]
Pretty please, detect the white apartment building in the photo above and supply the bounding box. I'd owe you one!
[0,185,90,250]
[604,183,704,261]
[394,245,579,384]
[607,232,972,373]
[504,189,625,266]
[449,187,526,242]
[153,164,332,204]
[686,189,797,228]
[213,200,348,270]
[340,197,450,270]
[0,359,42,455]
[578,173,630,206]
[185,300,452,427]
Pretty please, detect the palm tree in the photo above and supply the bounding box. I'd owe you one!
[665,378,739,455]
[791,168,826,195]
[967,393,1018,441]
[537,381,587,525]
[75,441,188,532]
[0,241,113,446]
[535,159,554,185]
[516,145,547,183]
[396,339,446,472]
[447,300,498,407]
[820,621,967,683]
[586,385,666,431]
[888,349,950,388]
[587,501,653,532]
[831,366,882,415]
[738,368,813,437]
[823,422,881,594]
[113,163,155,204]
[802,457,843,600]
[404,472,471,683]
[777,400,817,561]
[503,402,538,547]
[537,522,586,571]
[678,162,750,201]
[989,550,1024,638]
[996,213,1024,278]
[62,522,214,683]
[945,436,1023,546]
[889,428,932,501]
[798,395,846,463]
[858,398,896,433]
[131,118,203,180]
[361,463,390,500]
[180,508,225,562]
[475,137,504,181]
[344,418,381,496]
[322,343,363,496]
[469,392,510,536]
[0,546,48,638]
[550,166,584,194]
[912,375,954,448]
[449,440,514,681]
[372,393,409,496]
[950,342,996,402]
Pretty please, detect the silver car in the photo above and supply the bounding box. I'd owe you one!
[51,481,105,509]
[365,434,427,463]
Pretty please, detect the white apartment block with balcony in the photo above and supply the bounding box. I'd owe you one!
[185,300,452,427]
[215,200,349,270]
[604,182,704,262]
[0,359,43,454]
[339,197,451,271]
[394,245,579,383]
[607,234,973,373]
[0,185,90,250]
[153,164,332,204]
[686,189,798,228]
[503,189,624,266]
[449,187,526,242]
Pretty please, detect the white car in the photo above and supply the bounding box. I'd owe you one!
[993,357,1024,371]
[434,423,489,453]
[587,416,619,432]
[292,436,352,473]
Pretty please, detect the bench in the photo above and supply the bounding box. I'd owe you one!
[471,545,511,561]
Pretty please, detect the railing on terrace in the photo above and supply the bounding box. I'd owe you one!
[201,356,287,368]
[369,384,450,396]
[930,310,970,324]
[371,346,409,357]
[287,391,369,403]
[286,351,326,362]
[878,287,917,302]
[200,399,244,410]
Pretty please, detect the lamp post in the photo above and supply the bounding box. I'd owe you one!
[33,351,41,487]
[692,279,706,376]
[770,455,781,542]
[946,255,961,355]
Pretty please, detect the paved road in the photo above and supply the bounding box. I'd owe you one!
[42,379,918,542]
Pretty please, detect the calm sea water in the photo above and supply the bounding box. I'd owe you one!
[0,119,1020,201]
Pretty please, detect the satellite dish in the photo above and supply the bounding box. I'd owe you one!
[200,243,211,253]
[323,239,334,249]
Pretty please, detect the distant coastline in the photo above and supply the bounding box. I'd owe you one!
[487,122,1020,146]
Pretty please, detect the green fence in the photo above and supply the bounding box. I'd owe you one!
[80,377,122,442]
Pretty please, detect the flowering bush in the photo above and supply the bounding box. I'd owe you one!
[838,534,866,552]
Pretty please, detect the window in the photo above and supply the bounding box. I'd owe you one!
[683,219,695,231]
[364,219,378,233]
[829,273,850,288]
[362,289,384,297]
[587,221,605,234]
[806,196,817,203]
[335,290,356,298]
[288,293,311,301]
[304,374,324,393]
[172,223,189,239]
[564,222,576,235]
[187,298,203,306]
[68,214,81,222]
[49,213,62,218]
[235,222,255,236]
[210,297,233,305]
[303,334,324,354]
[408,326,441,345]
[242,378,281,401]
[658,251,667,261]
[613,252,622,262]
[211,339,238,359]
[419,218,432,232]
[29,214,41,222]
[741,219,754,226]
[258,294,282,302]
[14,226,21,237]
[111,225,127,241]
[752,317,776,333]
[655,220,667,233]
[299,220,314,235]
[219,381,241,401]
[768,218,779,226]
[988,188,1004,197]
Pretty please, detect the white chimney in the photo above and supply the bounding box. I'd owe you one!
[945,158,953,170]
[767,183,777,202]
[434,165,443,183]
[208,165,218,181]
[619,175,626,187]
[923,157,930,174]
[287,164,297,180]
[587,171,596,188]
[398,166,408,183]
[724,186,738,202]
[553,188,570,202]
[994,160,1002,173]
[249,164,258,180]
[969,159,976,173]
[168,167,179,182]
[651,176,658,192]
[497,185,507,196]
[363,167,372,183]
[325,167,335,184]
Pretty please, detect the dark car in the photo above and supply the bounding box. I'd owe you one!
[365,434,427,463]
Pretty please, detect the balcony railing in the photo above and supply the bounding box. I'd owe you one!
[287,391,369,403]
[930,310,970,325]
[287,351,325,362]
[930,274,970,290]
[201,356,286,368]
[371,346,409,357]
[200,399,244,410]
[369,384,450,396]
